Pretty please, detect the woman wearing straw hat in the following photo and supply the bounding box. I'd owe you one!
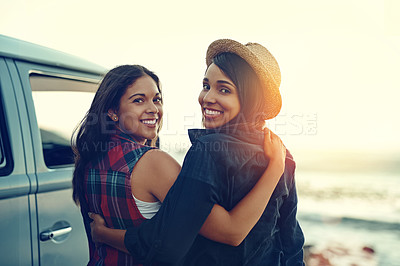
[90,39,305,265]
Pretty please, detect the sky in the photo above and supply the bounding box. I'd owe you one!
[1,0,400,163]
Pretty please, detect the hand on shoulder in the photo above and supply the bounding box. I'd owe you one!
[263,128,286,175]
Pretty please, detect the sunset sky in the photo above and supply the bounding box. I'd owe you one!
[1,0,400,159]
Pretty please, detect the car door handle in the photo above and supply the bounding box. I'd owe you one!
[40,226,72,241]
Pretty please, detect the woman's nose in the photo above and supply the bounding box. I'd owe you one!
[146,101,159,113]
[202,89,217,104]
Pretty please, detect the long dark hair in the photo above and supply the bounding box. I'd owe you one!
[72,64,161,205]
[211,52,266,131]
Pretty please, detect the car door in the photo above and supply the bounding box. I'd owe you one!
[0,57,34,266]
[14,60,100,265]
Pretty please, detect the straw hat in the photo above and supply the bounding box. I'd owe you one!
[206,39,281,120]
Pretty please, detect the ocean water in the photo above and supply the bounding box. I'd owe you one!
[296,170,400,266]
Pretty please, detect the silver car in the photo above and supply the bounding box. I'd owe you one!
[0,34,106,265]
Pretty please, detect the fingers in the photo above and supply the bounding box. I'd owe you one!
[264,128,281,144]
[89,213,102,248]
[264,127,286,153]
[263,127,270,139]
[88,212,100,219]
[263,127,273,143]
[269,130,282,145]
[269,130,278,141]
[263,127,286,150]
[89,212,98,221]
[89,212,107,229]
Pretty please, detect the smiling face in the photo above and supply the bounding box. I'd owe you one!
[198,63,241,129]
[109,75,162,144]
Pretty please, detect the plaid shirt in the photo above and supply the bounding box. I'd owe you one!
[83,130,155,266]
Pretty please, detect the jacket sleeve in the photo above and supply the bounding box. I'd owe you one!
[278,173,305,265]
[124,142,220,264]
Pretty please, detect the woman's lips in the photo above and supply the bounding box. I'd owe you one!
[140,119,157,127]
[203,108,223,120]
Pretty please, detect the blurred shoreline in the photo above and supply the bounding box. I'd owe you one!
[292,149,400,174]
[296,168,400,265]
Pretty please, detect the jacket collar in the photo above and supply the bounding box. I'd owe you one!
[188,127,264,146]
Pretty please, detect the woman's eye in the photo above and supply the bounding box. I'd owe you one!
[133,98,144,103]
[220,88,231,94]
[203,84,210,90]
[154,98,162,103]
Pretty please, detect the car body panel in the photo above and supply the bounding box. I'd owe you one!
[0,34,107,265]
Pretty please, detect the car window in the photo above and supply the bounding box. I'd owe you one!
[0,89,13,176]
[0,129,4,167]
[29,74,98,168]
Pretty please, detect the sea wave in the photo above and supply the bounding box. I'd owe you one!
[298,212,400,231]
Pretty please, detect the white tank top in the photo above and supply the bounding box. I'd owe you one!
[132,194,161,219]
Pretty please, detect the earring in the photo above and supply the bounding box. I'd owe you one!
[108,113,118,121]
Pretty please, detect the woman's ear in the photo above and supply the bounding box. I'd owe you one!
[107,109,119,121]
